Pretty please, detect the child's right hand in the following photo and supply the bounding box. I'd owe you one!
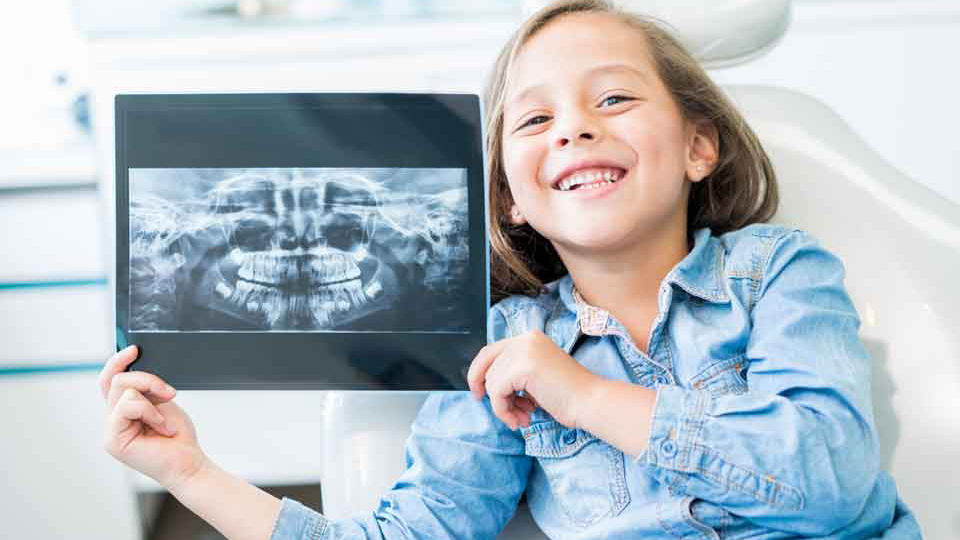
[99,345,208,491]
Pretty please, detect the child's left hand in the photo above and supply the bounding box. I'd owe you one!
[467,329,600,430]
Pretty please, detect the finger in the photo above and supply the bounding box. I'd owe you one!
[514,404,531,428]
[487,390,521,430]
[467,340,510,399]
[508,395,534,426]
[506,398,531,429]
[514,396,537,414]
[109,388,176,440]
[482,352,526,429]
[107,371,176,411]
[485,375,529,430]
[99,345,139,399]
[467,341,507,398]
[525,395,540,410]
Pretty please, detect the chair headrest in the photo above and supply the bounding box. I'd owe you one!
[521,0,792,68]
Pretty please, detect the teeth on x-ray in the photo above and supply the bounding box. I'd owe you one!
[128,168,469,332]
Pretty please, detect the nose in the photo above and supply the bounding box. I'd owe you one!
[274,216,315,250]
[272,188,320,250]
[552,110,600,149]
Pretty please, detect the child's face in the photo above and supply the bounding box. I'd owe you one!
[501,13,710,257]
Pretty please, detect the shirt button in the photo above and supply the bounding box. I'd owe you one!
[661,439,677,458]
[562,431,577,445]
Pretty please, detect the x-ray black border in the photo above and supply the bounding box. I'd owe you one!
[115,93,488,390]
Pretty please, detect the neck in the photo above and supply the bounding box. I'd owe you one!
[557,224,692,316]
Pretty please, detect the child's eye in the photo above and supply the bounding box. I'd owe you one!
[599,95,633,107]
[517,115,551,130]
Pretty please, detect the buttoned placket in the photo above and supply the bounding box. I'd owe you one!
[571,285,676,386]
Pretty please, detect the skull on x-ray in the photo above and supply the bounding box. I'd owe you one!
[129,168,468,331]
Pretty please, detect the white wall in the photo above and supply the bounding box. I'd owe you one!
[710,1,960,205]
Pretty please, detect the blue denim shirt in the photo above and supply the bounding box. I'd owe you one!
[270,223,922,540]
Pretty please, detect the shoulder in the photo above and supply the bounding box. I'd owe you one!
[718,224,850,311]
[714,223,829,276]
[715,222,800,256]
[493,281,561,318]
[488,280,566,341]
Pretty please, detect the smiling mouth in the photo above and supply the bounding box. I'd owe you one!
[553,167,626,191]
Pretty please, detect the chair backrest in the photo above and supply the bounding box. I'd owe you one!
[317,2,960,539]
[523,0,792,69]
[728,84,960,540]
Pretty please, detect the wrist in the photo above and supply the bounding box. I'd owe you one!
[572,373,607,431]
[166,450,213,496]
[162,451,283,540]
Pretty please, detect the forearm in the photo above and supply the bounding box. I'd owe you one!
[168,458,283,540]
[576,376,656,458]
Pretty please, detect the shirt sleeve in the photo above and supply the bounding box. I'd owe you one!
[269,305,532,540]
[637,229,881,536]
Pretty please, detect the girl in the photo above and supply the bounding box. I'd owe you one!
[99,1,922,538]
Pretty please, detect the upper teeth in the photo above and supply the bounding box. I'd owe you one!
[556,168,622,191]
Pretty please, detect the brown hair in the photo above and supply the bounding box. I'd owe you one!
[485,0,778,304]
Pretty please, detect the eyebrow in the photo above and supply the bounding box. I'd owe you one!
[505,63,651,112]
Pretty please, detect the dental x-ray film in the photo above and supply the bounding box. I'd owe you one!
[115,94,487,390]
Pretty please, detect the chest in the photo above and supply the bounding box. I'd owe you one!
[580,295,750,393]
[617,311,659,356]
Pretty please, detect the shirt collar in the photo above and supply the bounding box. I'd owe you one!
[555,226,730,325]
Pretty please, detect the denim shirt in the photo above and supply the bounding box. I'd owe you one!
[270,223,923,540]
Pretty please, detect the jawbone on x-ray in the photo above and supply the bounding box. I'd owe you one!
[129,168,469,332]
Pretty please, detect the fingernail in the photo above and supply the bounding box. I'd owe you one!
[165,384,176,394]
[152,384,174,395]
[165,421,177,434]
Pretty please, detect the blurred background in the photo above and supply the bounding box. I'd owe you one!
[1,0,957,539]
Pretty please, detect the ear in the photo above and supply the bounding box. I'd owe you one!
[508,204,527,225]
[685,119,719,182]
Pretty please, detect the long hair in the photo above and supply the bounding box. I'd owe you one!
[484,0,778,304]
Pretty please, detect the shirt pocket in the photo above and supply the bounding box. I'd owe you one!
[689,498,756,540]
[689,355,749,398]
[521,419,630,529]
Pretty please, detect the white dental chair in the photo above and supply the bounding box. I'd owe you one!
[317,1,960,539]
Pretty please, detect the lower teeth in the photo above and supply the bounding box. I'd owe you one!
[572,180,614,191]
